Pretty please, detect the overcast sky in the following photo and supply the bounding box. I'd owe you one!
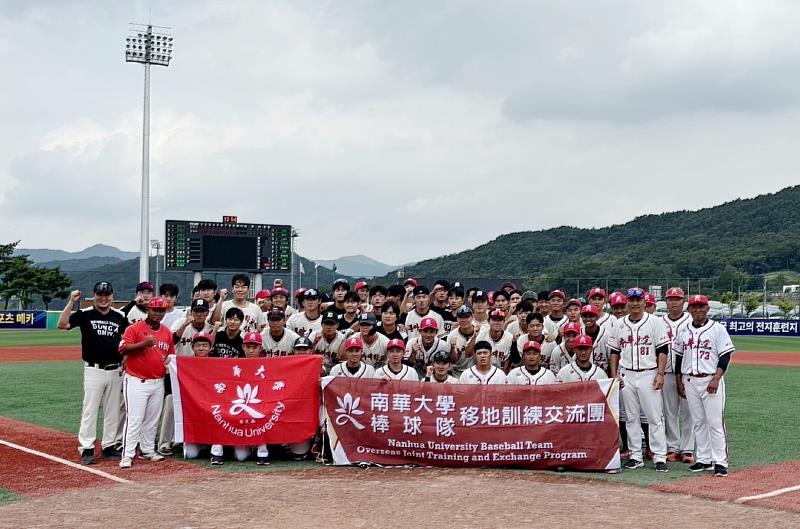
[2,1,799,265]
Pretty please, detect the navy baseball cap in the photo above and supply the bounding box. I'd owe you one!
[190,299,210,311]
[432,350,451,363]
[456,305,473,317]
[303,288,319,299]
[294,336,313,349]
[322,311,338,325]
[93,281,113,294]
[412,285,430,296]
[626,287,645,298]
[472,290,488,302]
[358,312,377,326]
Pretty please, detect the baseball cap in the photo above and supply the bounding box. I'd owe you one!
[93,281,113,294]
[354,281,369,291]
[403,278,418,287]
[687,294,709,306]
[472,290,488,302]
[500,281,517,291]
[243,332,262,345]
[580,305,600,317]
[626,287,645,298]
[358,312,377,326]
[255,289,271,301]
[293,336,312,349]
[574,335,594,348]
[448,285,466,298]
[192,332,212,344]
[344,336,363,350]
[386,338,406,350]
[270,287,289,297]
[587,288,607,299]
[190,299,210,311]
[566,298,582,309]
[665,287,685,299]
[609,292,628,306]
[136,281,154,292]
[148,297,167,310]
[433,279,451,291]
[562,322,581,335]
[522,291,538,301]
[549,289,567,300]
[419,317,439,331]
[412,285,430,297]
[432,350,451,363]
[455,305,474,318]
[302,288,319,299]
[332,279,350,291]
[294,288,307,299]
[643,292,657,305]
[267,308,285,320]
[489,308,505,320]
[322,311,338,324]
[522,341,542,353]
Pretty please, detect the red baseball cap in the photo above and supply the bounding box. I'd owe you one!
[148,297,167,309]
[580,305,600,317]
[643,292,657,305]
[566,298,582,308]
[419,317,439,331]
[403,278,418,287]
[587,288,607,299]
[522,341,542,353]
[687,294,709,306]
[345,336,363,350]
[386,338,406,350]
[549,289,567,300]
[243,332,262,345]
[489,308,506,320]
[255,289,271,301]
[609,292,628,306]
[294,288,307,299]
[562,322,582,335]
[665,287,685,299]
[574,335,594,348]
[192,332,212,344]
[270,287,289,297]
[354,281,369,291]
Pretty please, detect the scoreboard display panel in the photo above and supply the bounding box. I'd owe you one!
[165,220,292,272]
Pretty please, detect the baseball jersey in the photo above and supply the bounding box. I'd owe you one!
[361,333,389,368]
[405,337,450,376]
[286,311,323,337]
[404,309,445,340]
[459,366,507,385]
[119,320,174,379]
[557,362,609,383]
[126,305,148,324]
[374,364,419,382]
[507,366,557,386]
[261,329,300,357]
[313,330,345,372]
[329,362,376,379]
[585,326,611,374]
[219,300,266,334]
[607,313,669,370]
[68,306,128,365]
[672,320,735,376]
[475,329,514,367]
[171,320,213,357]
[548,343,574,374]
[506,319,523,337]
[472,318,490,334]
[543,314,568,339]
[446,328,477,375]
[516,335,556,366]
[212,330,244,358]
[427,374,460,384]
[597,312,616,331]
[661,312,691,372]
[161,309,184,331]
[430,305,456,335]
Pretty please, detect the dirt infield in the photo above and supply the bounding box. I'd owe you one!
[0,346,80,362]
[733,352,800,366]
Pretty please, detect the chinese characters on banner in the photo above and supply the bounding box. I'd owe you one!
[169,356,322,446]
[322,378,620,471]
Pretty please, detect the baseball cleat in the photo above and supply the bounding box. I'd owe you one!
[119,457,132,469]
[665,452,678,462]
[157,446,173,456]
[655,462,669,472]
[140,452,165,462]
[101,446,122,459]
[210,455,224,465]
[688,462,713,472]
[256,456,271,466]
[714,465,728,477]
[623,459,644,470]
[81,449,96,465]
[681,453,695,464]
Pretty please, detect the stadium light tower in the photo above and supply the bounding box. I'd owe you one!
[125,23,174,282]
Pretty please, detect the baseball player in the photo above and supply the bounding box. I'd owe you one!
[536,291,551,317]
[404,285,446,341]
[609,292,628,320]
[580,305,611,374]
[507,341,557,385]
[218,274,266,334]
[158,283,183,330]
[548,322,581,374]
[337,291,361,331]
[661,287,695,463]
[329,278,351,315]
[286,288,323,336]
[329,336,376,378]
[293,335,314,354]
[565,298,583,326]
[369,285,388,318]
[212,307,245,358]
[459,340,507,384]
[356,313,389,367]
[516,312,556,369]
[375,302,407,342]
[447,305,477,376]
[504,300,534,339]
[644,292,657,315]
[425,350,460,383]
[673,295,734,477]
[183,332,214,461]
[405,317,450,377]
[557,335,609,383]
[58,282,128,465]
[543,290,568,340]
[608,287,670,472]
[241,331,271,465]
[261,308,300,357]
[118,297,174,468]
[587,288,615,330]
[375,339,419,381]
[255,289,272,313]
[471,309,514,369]
[269,287,296,317]
[122,281,153,324]
[313,311,345,373]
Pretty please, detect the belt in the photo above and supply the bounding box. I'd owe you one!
[690,373,712,378]
[85,362,120,370]
[623,367,657,372]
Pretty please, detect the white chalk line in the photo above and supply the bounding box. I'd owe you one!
[734,483,800,504]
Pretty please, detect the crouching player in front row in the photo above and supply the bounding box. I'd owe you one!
[330,337,376,379]
[507,341,556,385]
[556,335,608,383]
[374,339,419,381]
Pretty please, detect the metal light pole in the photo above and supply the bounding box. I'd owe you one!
[125,23,173,282]
[151,239,162,288]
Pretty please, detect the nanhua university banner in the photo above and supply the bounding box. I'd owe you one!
[322,378,620,470]
[170,356,321,445]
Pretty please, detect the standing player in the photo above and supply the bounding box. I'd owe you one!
[376,302,407,342]
[609,292,628,321]
[337,291,361,331]
[587,288,615,330]
[405,317,450,377]
[471,309,514,370]
[549,322,581,374]
[158,283,183,330]
[424,350,460,384]
[122,281,154,324]
[673,295,734,477]
[661,287,694,463]
[608,287,670,472]
[644,292,658,315]
[470,290,491,332]
[357,313,389,367]
[557,335,609,383]
[261,309,300,357]
[447,305,477,376]
[404,285,445,341]
[269,287,296,317]
[543,290,568,340]
[212,308,245,358]
[313,311,344,373]
[507,341,557,385]
[516,312,555,368]
[255,290,272,313]
[58,282,128,465]
[580,305,611,374]
[374,339,419,381]
[459,341,507,384]
[329,279,351,316]
[287,288,323,336]
[329,337,376,379]
[219,274,266,334]
[429,280,455,335]
[118,297,173,468]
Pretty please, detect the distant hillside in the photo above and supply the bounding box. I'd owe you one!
[392,186,800,294]
[38,256,124,271]
[16,244,137,263]
[312,254,398,278]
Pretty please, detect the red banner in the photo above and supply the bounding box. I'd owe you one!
[170,356,321,445]
[322,378,620,470]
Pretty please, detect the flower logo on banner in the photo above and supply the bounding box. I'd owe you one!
[230,384,266,419]
[334,393,366,430]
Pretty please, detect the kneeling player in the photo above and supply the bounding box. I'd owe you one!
[459,341,507,384]
[425,350,459,384]
[375,339,419,381]
[507,341,556,385]
[329,337,376,379]
[557,335,609,382]
[184,332,213,460]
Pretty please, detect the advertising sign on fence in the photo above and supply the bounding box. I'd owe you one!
[719,319,799,337]
[0,310,47,329]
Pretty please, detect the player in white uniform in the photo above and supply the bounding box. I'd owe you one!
[447,305,477,376]
[579,305,611,374]
[329,336,376,379]
[286,288,323,336]
[587,287,616,331]
[660,287,695,464]
[374,339,419,381]
[313,311,345,374]
[543,290,568,341]
[125,281,153,324]
[404,285,446,341]
[472,309,514,369]
[469,291,491,334]
[608,287,670,472]
[516,312,556,369]
[261,309,300,357]
[269,287,296,317]
[548,322,581,374]
[673,295,734,478]
[459,341,507,385]
[406,317,450,377]
[356,312,389,368]
[557,335,609,383]
[218,274,266,334]
[507,341,557,385]
[425,350,460,384]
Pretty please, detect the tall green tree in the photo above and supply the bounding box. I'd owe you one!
[36,267,72,310]
[0,255,39,309]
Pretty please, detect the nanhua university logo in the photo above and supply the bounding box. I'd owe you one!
[335,393,366,430]
[230,384,265,419]
[210,381,285,436]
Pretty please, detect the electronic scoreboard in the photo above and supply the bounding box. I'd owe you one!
[165,219,292,272]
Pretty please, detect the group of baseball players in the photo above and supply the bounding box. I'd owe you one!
[60,275,733,476]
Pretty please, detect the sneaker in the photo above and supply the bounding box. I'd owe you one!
[210,455,224,465]
[714,465,728,477]
[681,453,695,464]
[623,459,644,470]
[101,446,122,459]
[140,452,165,462]
[81,449,96,466]
[256,456,271,466]
[655,462,669,472]
[666,452,678,462]
[119,457,133,469]
[688,462,713,472]
[157,446,173,456]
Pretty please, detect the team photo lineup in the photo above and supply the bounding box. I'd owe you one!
[59,273,732,477]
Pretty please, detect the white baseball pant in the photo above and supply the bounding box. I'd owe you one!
[684,375,728,467]
[158,394,174,451]
[78,364,123,453]
[122,374,164,459]
[210,444,269,460]
[662,372,694,453]
[620,368,667,463]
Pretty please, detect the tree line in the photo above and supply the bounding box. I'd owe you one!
[0,242,71,310]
